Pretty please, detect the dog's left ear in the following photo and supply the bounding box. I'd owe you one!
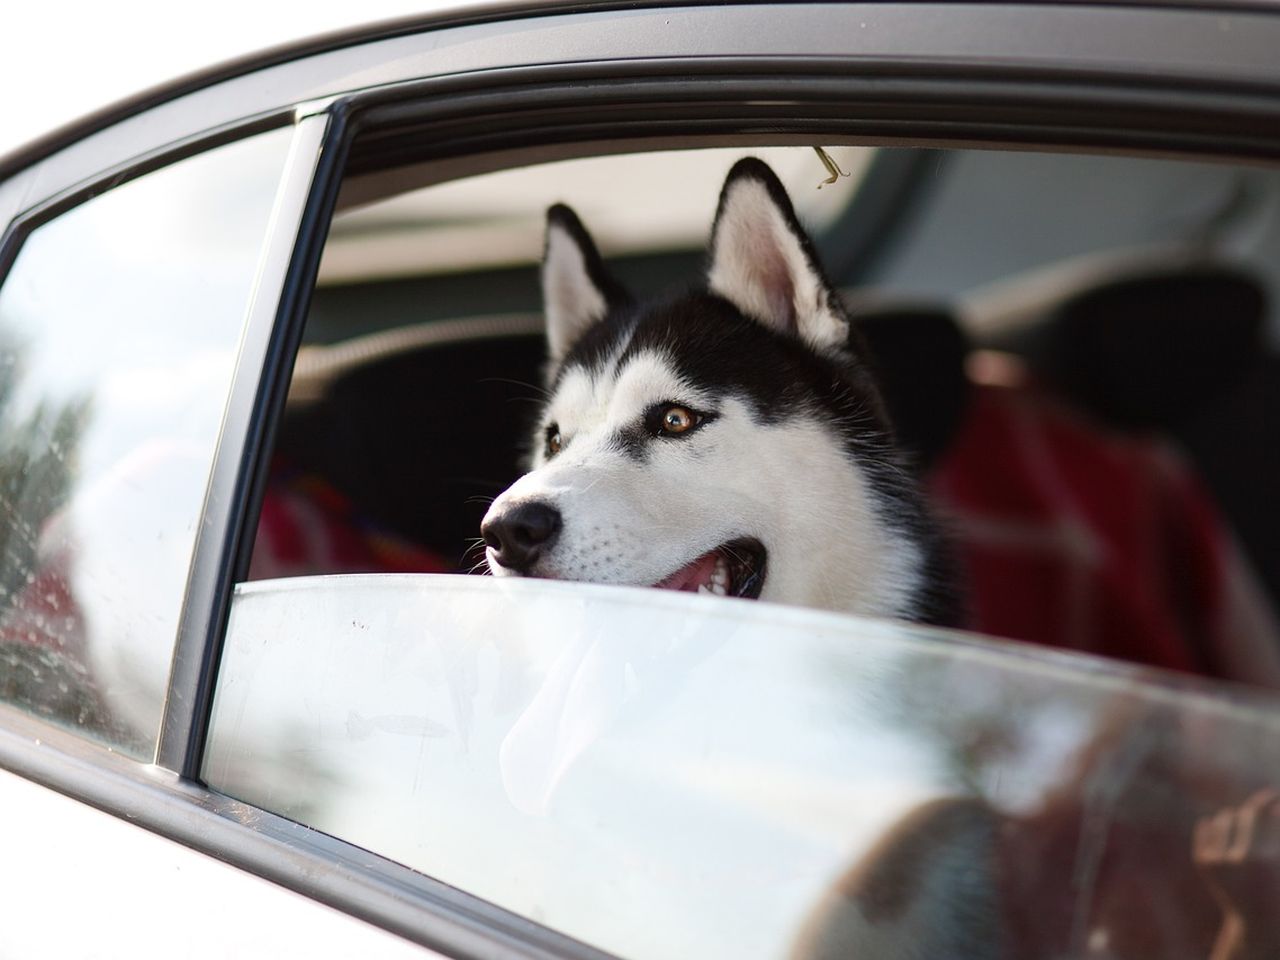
[707,158,849,352]
[542,204,631,364]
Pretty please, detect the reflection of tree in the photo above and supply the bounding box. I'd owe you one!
[0,396,87,590]
[0,336,112,738]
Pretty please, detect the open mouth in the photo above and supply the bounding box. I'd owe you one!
[652,537,767,600]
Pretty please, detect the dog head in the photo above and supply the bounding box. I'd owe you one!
[481,158,924,618]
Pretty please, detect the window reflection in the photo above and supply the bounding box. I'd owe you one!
[0,127,293,757]
[208,576,1280,960]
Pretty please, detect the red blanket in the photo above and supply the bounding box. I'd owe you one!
[931,383,1280,685]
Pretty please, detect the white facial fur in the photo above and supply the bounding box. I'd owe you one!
[483,349,923,620]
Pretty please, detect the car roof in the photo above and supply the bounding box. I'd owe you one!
[0,0,551,182]
[6,0,1280,183]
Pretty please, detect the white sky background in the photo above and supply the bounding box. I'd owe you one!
[0,0,501,163]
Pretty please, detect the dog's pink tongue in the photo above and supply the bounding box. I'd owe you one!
[654,550,718,592]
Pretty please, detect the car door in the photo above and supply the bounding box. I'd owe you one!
[2,4,1280,959]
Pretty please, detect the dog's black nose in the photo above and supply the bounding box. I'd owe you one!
[482,501,562,572]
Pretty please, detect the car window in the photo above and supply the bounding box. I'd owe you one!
[263,145,1280,681]
[0,127,294,758]
[208,575,1280,959]
[232,139,1280,956]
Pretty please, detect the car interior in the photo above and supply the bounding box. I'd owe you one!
[248,141,1280,689]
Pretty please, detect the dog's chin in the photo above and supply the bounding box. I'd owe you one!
[651,538,767,600]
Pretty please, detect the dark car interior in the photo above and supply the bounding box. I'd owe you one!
[251,143,1280,688]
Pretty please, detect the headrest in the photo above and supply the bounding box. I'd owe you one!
[277,332,546,557]
[858,306,971,471]
[1043,267,1266,431]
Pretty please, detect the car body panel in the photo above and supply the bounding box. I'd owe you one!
[0,764,437,958]
[8,3,1280,227]
[1,2,1280,957]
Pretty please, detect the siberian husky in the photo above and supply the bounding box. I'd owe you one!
[481,158,951,624]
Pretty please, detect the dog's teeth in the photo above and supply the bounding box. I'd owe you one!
[711,582,727,596]
[698,584,713,594]
[712,557,729,587]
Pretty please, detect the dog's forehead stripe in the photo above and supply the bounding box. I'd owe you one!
[550,349,705,434]
[610,351,703,413]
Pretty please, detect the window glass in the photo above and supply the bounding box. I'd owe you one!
[229,139,1280,957]
[0,127,293,757]
[208,576,1280,960]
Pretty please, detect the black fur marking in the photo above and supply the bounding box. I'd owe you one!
[624,293,887,432]
[545,298,638,389]
[608,402,719,463]
[611,424,650,462]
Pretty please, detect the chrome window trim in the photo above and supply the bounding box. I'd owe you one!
[158,110,339,775]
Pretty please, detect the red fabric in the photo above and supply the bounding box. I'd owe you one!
[249,465,451,580]
[930,383,1277,682]
[0,558,83,657]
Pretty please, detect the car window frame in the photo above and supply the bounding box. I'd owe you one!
[0,2,1279,956]
[0,92,622,960]
[0,109,331,765]
[155,107,343,775]
[215,52,1280,952]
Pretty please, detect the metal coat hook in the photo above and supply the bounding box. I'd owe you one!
[814,146,850,189]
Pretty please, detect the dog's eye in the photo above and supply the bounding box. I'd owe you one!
[545,425,562,458]
[646,403,709,438]
[662,406,696,434]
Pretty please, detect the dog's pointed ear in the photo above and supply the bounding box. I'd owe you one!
[542,204,630,364]
[707,158,849,352]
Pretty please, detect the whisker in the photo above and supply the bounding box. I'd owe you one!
[478,377,551,400]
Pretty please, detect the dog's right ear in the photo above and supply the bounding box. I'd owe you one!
[708,158,849,353]
[542,204,630,364]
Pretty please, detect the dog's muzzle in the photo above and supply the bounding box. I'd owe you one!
[481,500,562,573]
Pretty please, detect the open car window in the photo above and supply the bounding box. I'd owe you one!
[254,143,1280,685]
